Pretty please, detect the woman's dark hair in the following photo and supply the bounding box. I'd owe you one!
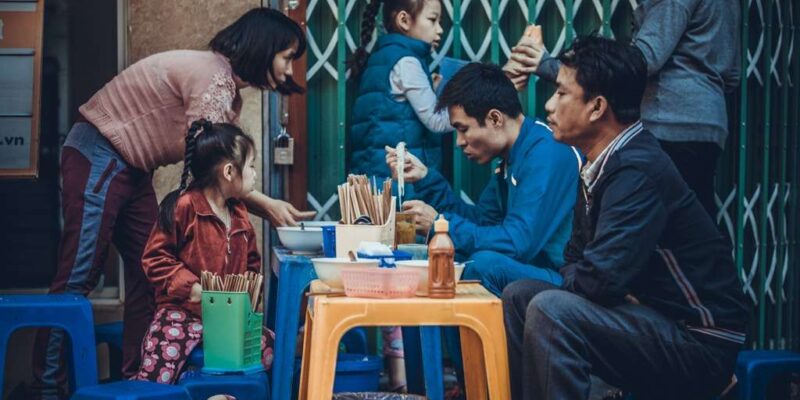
[158,119,256,233]
[210,7,307,95]
[557,35,647,124]
[350,0,428,77]
[436,62,523,125]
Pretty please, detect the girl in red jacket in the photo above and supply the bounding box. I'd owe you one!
[134,119,273,384]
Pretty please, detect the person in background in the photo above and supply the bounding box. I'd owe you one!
[348,0,452,191]
[505,0,740,219]
[348,1,453,390]
[503,36,747,400]
[31,8,313,398]
[135,120,273,384]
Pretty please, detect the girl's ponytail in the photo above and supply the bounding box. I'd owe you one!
[349,0,383,77]
[157,120,208,234]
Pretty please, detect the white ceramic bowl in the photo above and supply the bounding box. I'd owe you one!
[395,260,466,296]
[311,258,380,289]
[276,226,323,253]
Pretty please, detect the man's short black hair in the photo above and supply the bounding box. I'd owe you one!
[558,36,647,124]
[436,62,523,125]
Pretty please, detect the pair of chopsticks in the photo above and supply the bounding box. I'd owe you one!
[200,271,264,312]
[338,174,393,225]
[395,142,406,209]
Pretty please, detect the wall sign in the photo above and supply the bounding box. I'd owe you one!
[0,0,44,178]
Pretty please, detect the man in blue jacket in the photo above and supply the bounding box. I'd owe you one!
[503,36,748,399]
[386,62,580,296]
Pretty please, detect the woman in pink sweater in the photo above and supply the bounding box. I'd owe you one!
[31,8,313,398]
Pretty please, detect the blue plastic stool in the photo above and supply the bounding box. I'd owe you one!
[341,327,368,354]
[330,354,382,392]
[95,322,124,381]
[292,353,382,394]
[95,322,124,350]
[736,350,800,400]
[187,347,205,369]
[179,370,269,400]
[270,254,320,400]
[0,294,98,392]
[71,380,191,399]
[269,253,371,399]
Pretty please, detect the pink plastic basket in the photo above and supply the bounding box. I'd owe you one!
[340,267,420,298]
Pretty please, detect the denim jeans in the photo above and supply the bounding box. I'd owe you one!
[462,250,562,297]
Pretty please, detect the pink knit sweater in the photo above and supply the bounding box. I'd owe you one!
[79,50,243,171]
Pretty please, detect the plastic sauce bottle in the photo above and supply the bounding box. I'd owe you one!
[428,215,455,299]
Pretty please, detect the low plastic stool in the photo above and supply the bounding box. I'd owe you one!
[292,353,382,394]
[298,282,510,399]
[179,370,269,400]
[71,380,191,399]
[341,327,368,354]
[95,322,124,381]
[0,294,98,392]
[186,347,205,369]
[736,350,800,400]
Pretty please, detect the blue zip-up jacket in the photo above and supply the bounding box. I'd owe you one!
[560,125,748,346]
[414,117,579,268]
[349,34,442,178]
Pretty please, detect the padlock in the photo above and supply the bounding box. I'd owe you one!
[274,126,294,165]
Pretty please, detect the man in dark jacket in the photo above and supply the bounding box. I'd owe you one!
[502,36,748,400]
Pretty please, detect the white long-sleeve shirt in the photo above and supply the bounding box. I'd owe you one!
[389,57,452,133]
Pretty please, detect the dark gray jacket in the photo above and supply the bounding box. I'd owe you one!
[561,128,749,346]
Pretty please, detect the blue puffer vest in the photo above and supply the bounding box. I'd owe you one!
[348,34,443,178]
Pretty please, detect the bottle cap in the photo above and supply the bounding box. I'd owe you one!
[434,215,449,233]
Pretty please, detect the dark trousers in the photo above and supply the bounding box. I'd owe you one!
[659,140,721,220]
[502,280,739,400]
[31,123,156,399]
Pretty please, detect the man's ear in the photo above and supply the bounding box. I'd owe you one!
[589,96,609,123]
[486,109,504,129]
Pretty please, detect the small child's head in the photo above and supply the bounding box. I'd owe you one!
[351,0,443,76]
[158,120,257,233]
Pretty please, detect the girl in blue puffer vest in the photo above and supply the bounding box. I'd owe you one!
[349,0,451,192]
[348,0,451,392]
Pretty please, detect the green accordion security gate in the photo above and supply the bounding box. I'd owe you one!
[300,0,799,350]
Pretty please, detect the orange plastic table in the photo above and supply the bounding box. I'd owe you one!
[298,281,511,399]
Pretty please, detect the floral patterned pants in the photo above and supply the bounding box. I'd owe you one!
[133,308,274,384]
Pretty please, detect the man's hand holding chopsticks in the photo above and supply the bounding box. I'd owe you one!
[385,145,428,183]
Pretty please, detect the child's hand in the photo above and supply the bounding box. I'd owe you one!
[385,146,428,183]
[189,282,202,303]
[431,73,443,91]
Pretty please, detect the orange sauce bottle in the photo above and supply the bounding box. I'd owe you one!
[428,215,455,299]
